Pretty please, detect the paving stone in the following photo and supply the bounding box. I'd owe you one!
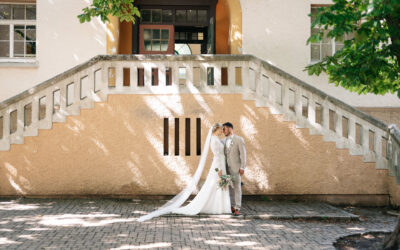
[0,198,397,249]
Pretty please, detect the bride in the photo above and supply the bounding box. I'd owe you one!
[137,123,231,222]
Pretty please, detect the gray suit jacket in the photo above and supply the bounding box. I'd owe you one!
[222,135,246,174]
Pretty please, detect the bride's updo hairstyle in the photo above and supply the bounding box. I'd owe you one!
[212,122,223,133]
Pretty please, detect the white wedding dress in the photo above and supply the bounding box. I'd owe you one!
[173,135,231,215]
[137,129,231,222]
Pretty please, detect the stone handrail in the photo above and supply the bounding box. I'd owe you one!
[0,54,398,184]
[388,124,400,184]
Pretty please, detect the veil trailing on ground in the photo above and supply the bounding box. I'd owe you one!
[137,127,213,222]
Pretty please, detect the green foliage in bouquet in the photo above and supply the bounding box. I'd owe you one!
[215,168,234,189]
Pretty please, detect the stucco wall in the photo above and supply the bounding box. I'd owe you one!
[240,0,400,107]
[0,94,392,203]
[388,179,400,207]
[0,0,107,102]
[359,108,400,128]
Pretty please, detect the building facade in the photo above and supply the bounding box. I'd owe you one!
[0,0,399,205]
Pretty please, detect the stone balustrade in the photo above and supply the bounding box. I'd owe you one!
[0,54,398,184]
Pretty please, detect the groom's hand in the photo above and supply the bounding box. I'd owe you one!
[239,169,244,176]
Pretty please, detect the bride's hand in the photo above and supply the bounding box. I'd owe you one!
[218,170,222,176]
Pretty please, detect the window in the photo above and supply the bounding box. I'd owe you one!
[141,8,208,25]
[310,6,353,61]
[175,9,207,24]
[0,4,36,60]
[144,28,170,52]
[139,24,174,54]
[141,9,162,23]
[175,31,204,42]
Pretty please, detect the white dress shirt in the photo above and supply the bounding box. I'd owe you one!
[225,134,234,149]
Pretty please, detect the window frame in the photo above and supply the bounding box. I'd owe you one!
[139,24,175,54]
[0,3,37,63]
[310,5,346,63]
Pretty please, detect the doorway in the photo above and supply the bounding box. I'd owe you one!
[133,0,218,55]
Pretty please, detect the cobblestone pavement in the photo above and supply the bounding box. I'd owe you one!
[0,198,397,249]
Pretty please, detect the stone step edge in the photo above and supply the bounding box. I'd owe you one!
[160,213,359,221]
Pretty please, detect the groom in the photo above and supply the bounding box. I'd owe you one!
[222,122,246,216]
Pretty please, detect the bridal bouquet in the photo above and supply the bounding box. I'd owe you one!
[215,168,234,189]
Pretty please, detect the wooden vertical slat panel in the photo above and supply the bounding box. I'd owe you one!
[196,118,201,155]
[185,118,190,156]
[163,118,169,156]
[175,118,179,156]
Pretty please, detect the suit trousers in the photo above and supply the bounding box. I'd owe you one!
[228,172,242,210]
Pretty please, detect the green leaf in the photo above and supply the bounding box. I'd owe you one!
[305,0,400,97]
[78,0,140,24]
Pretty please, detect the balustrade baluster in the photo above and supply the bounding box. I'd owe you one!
[0,109,10,150]
[228,65,235,88]
[348,117,356,145]
[69,75,80,115]
[241,61,250,99]
[187,62,194,87]
[387,138,395,176]
[334,110,343,138]
[129,64,137,89]
[321,103,330,131]
[9,102,24,144]
[294,88,305,127]
[307,95,316,125]
[254,68,263,106]
[214,63,222,87]
[396,148,400,184]
[280,82,289,112]
[173,63,180,87]
[374,130,387,169]
[86,67,95,106]
[56,83,67,122]
[116,65,124,90]
[144,64,152,88]
[362,125,376,162]
[41,89,53,130]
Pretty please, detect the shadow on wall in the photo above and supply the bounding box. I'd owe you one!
[0,94,389,196]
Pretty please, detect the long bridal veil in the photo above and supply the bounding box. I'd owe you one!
[137,127,213,222]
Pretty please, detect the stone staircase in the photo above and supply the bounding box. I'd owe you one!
[0,54,399,185]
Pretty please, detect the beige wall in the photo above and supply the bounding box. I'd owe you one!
[359,108,400,127]
[240,0,400,107]
[388,178,400,206]
[0,94,394,204]
[0,0,107,102]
